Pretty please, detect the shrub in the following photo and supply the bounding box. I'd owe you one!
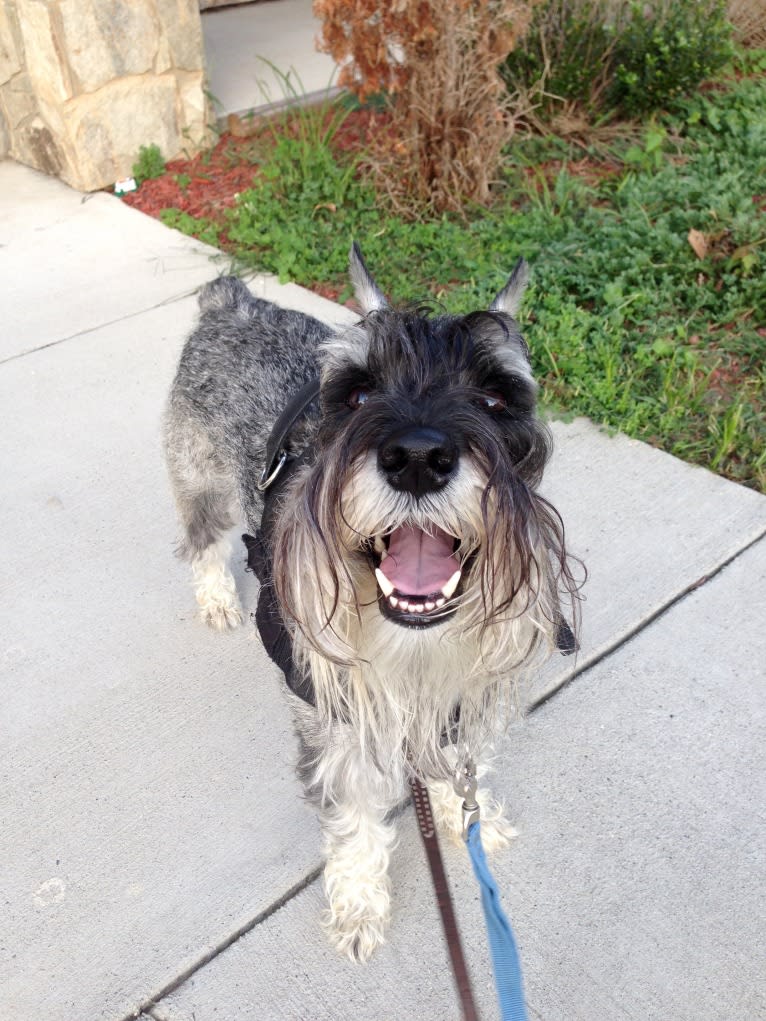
[610,1,733,116]
[504,0,733,119]
[314,0,534,215]
[502,0,619,111]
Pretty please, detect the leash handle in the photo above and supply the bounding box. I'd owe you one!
[409,777,480,1021]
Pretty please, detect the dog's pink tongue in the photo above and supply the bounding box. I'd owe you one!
[379,525,459,595]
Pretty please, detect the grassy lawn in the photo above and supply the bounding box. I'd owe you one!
[147,55,765,492]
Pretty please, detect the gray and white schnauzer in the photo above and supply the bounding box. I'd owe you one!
[164,245,579,961]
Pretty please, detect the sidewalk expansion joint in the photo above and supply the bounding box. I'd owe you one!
[0,283,222,367]
[132,797,415,1019]
[530,525,766,714]
[131,863,323,1021]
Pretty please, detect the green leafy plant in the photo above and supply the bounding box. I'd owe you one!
[504,0,733,119]
[159,208,219,248]
[132,144,166,186]
[623,122,668,172]
[502,0,617,110]
[610,0,733,115]
[173,172,192,193]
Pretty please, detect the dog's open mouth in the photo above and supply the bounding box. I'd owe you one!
[369,524,467,628]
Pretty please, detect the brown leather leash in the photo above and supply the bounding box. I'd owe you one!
[409,775,480,1021]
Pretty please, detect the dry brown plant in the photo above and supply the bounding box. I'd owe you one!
[314,0,536,216]
[727,0,766,46]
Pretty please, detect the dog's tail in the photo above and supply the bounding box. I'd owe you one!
[198,276,253,314]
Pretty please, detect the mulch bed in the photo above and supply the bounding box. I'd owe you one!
[122,108,379,226]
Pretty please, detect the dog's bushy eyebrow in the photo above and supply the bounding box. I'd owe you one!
[362,308,474,380]
[357,307,532,395]
[321,364,374,408]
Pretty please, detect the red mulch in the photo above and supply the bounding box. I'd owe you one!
[122,134,263,221]
[122,107,382,225]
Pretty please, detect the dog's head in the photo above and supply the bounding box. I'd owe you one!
[274,245,579,672]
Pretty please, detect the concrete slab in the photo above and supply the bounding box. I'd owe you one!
[0,160,224,361]
[201,0,338,118]
[537,418,766,701]
[151,538,766,1021]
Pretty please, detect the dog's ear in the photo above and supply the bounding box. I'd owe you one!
[489,258,529,318]
[349,242,388,313]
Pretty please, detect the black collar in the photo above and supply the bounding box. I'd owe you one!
[258,378,321,494]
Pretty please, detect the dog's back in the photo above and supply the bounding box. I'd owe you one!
[170,277,327,450]
[163,277,328,627]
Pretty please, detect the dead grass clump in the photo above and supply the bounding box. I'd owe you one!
[728,0,766,46]
[314,0,535,216]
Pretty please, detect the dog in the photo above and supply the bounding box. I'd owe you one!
[164,245,580,961]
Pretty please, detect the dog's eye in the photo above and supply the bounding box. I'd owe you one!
[348,387,371,409]
[478,391,507,412]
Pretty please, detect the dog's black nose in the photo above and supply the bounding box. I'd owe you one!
[377,426,458,497]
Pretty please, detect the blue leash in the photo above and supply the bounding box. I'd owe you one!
[465,821,529,1021]
[455,762,529,1021]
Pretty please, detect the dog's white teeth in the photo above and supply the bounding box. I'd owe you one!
[435,597,446,608]
[399,600,409,611]
[389,596,399,608]
[413,604,424,613]
[375,568,394,597]
[424,601,435,611]
[441,570,462,600]
[373,534,386,555]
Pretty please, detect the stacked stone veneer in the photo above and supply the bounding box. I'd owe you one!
[0,0,211,192]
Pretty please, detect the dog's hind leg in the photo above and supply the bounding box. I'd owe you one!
[164,400,243,630]
[297,721,399,962]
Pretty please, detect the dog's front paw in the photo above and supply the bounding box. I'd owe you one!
[190,542,242,631]
[193,566,242,630]
[199,596,243,631]
[323,867,391,962]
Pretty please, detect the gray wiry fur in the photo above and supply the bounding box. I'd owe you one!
[165,277,326,550]
[164,251,580,961]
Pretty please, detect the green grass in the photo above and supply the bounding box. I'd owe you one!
[161,58,766,491]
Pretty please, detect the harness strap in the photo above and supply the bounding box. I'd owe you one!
[409,776,479,1021]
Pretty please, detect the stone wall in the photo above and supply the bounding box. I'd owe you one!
[0,0,211,191]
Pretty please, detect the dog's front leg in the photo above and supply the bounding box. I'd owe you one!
[301,732,398,962]
[428,750,517,853]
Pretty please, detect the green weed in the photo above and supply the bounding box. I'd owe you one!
[132,144,166,186]
[159,208,220,249]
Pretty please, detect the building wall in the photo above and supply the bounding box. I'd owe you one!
[0,0,211,191]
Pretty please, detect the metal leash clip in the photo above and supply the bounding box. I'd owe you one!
[257,449,288,492]
[453,758,480,840]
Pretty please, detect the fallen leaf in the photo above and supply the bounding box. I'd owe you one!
[688,228,708,259]
[227,112,261,138]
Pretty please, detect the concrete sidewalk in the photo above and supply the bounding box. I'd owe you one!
[1,159,764,1021]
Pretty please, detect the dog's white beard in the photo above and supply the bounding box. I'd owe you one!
[280,454,559,785]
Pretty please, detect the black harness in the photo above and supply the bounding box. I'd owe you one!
[243,378,321,706]
[244,379,576,710]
